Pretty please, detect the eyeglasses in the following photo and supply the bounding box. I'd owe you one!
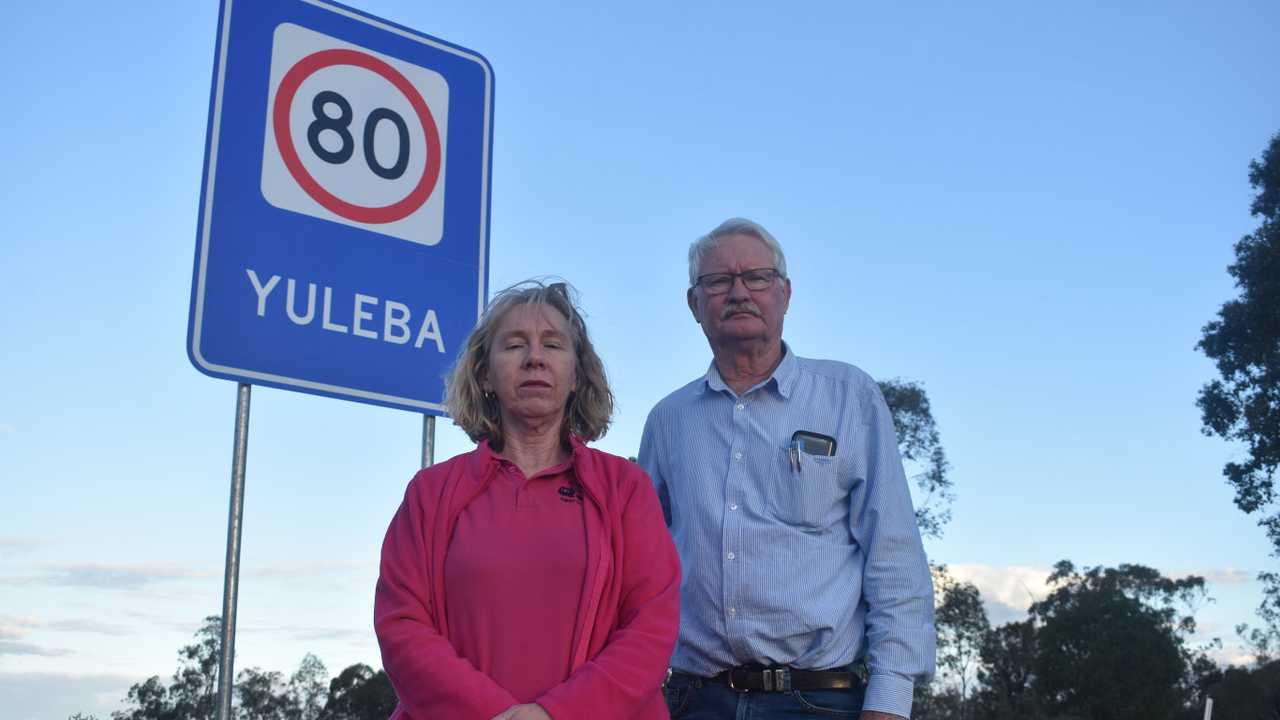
[693,268,782,295]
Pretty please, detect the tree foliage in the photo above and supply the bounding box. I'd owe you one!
[287,654,329,720]
[318,664,397,720]
[235,668,290,720]
[1194,660,1280,720]
[932,565,990,713]
[974,620,1042,720]
[913,561,1254,720]
[880,378,953,538]
[1237,570,1280,664]
[113,616,221,720]
[1197,131,1280,554]
[109,618,394,720]
[1029,561,1209,720]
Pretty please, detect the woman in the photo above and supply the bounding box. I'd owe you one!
[374,281,680,720]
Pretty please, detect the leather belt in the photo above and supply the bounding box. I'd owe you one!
[708,665,859,693]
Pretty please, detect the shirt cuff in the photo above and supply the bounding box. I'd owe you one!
[862,671,914,719]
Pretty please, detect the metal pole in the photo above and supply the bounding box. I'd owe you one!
[1203,697,1213,720]
[216,383,251,720]
[421,415,435,468]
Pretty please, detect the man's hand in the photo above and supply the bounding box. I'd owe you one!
[490,704,552,720]
[860,712,907,720]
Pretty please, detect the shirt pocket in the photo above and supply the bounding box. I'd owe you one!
[770,452,843,530]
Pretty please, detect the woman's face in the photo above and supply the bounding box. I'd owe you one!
[482,302,578,433]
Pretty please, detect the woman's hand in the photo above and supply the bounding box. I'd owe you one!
[490,703,552,720]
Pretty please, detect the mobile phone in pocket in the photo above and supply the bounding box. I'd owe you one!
[791,430,837,457]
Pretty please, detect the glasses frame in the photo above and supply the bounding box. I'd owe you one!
[693,267,783,295]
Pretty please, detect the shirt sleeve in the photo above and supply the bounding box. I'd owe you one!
[374,478,520,720]
[638,409,672,526]
[534,467,681,719]
[854,387,937,718]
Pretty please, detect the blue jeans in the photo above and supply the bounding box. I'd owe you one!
[663,670,867,719]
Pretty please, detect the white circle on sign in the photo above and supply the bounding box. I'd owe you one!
[289,63,430,209]
[261,23,450,247]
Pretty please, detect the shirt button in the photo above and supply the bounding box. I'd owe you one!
[733,451,743,461]
[728,607,737,616]
[736,403,745,411]
[726,552,735,560]
[729,503,739,511]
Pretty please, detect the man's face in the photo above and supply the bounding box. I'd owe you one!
[687,233,791,350]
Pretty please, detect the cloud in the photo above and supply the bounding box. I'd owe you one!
[0,640,72,657]
[0,536,46,557]
[0,672,139,720]
[1209,643,1258,668]
[245,559,375,580]
[1,614,134,648]
[944,563,1053,619]
[0,615,41,637]
[0,423,13,433]
[37,562,213,590]
[1187,568,1252,585]
[0,614,132,659]
[982,598,1031,627]
[239,623,369,646]
[1194,619,1224,636]
[285,627,368,645]
[46,618,134,636]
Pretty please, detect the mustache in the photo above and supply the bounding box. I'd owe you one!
[721,302,762,320]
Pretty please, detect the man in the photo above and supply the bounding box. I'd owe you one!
[638,218,935,720]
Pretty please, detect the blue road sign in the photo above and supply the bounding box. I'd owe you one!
[187,0,493,414]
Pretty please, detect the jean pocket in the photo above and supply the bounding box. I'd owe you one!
[771,453,842,529]
[790,688,863,716]
[663,677,693,717]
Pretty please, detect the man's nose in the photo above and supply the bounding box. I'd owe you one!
[726,274,751,299]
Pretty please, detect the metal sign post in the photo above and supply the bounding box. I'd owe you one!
[422,415,436,468]
[216,383,252,720]
[188,1,492,717]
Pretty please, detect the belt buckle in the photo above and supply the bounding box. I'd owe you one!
[761,667,791,692]
[726,668,749,693]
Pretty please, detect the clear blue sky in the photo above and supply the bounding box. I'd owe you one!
[2,1,1278,718]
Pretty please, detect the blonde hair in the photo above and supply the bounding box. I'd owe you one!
[445,280,613,448]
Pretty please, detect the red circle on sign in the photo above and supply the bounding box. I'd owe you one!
[272,48,442,224]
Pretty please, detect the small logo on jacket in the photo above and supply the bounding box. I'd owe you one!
[558,484,583,503]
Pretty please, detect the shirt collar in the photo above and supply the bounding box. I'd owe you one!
[475,434,586,472]
[702,341,797,399]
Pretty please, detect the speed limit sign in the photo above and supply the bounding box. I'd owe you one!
[261,23,448,246]
[188,0,494,413]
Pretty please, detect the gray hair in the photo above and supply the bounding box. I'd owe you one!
[445,279,614,448]
[687,217,789,286]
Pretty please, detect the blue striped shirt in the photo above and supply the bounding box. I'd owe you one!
[638,345,935,718]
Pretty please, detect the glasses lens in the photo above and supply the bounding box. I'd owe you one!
[742,269,775,290]
[702,274,733,294]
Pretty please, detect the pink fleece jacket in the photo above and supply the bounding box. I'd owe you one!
[374,439,681,720]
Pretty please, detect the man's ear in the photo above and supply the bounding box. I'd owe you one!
[687,287,701,324]
[781,277,792,314]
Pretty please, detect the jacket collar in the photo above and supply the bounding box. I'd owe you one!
[469,434,599,492]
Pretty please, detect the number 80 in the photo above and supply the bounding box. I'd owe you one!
[306,90,410,180]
